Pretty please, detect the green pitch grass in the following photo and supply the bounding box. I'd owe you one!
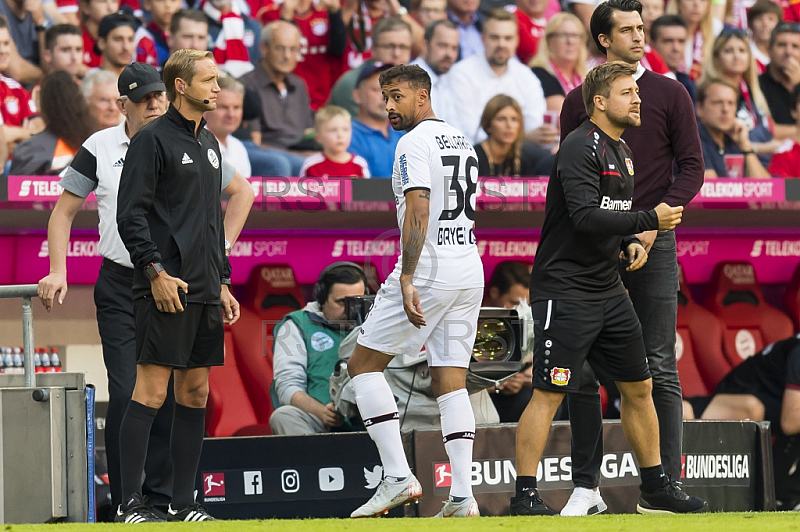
[2,513,799,531]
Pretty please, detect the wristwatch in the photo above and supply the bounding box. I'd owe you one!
[35,19,52,32]
[145,262,165,281]
[224,239,232,256]
[221,277,232,287]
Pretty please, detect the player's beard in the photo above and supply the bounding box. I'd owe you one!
[389,112,413,131]
[607,107,641,129]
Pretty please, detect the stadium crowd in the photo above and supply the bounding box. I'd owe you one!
[2,0,800,177]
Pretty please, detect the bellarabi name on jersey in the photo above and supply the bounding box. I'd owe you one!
[434,134,471,151]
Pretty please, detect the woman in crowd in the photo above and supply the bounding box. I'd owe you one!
[474,94,552,176]
[529,12,587,113]
[700,29,781,164]
[10,71,94,175]
[667,0,721,79]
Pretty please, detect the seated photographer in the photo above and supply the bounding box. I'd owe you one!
[269,263,367,435]
[483,261,534,422]
[683,334,800,511]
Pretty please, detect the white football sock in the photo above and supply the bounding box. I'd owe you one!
[438,388,475,499]
[353,372,411,479]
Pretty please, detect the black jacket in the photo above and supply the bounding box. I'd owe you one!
[117,105,230,303]
[531,120,659,301]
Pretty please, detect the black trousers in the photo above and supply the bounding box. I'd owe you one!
[94,260,174,509]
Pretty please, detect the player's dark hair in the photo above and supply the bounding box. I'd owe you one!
[591,0,643,56]
[0,15,7,31]
[424,19,457,43]
[695,77,737,106]
[649,14,687,43]
[748,0,782,31]
[40,71,94,152]
[379,64,432,95]
[488,261,530,297]
[313,262,368,307]
[169,9,208,37]
[582,60,637,117]
[44,24,82,51]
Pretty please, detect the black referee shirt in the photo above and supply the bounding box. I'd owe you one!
[117,105,229,304]
[531,120,659,301]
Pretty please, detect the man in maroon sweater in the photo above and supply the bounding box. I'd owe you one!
[555,0,704,516]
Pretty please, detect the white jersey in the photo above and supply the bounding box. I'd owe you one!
[388,119,483,290]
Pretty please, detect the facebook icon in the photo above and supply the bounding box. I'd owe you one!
[243,471,263,495]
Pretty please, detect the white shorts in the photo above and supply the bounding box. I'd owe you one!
[357,284,483,368]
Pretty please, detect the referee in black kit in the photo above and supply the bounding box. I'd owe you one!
[115,49,254,523]
[510,61,707,516]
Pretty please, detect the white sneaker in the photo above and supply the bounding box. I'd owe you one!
[350,475,422,518]
[560,487,608,516]
[434,497,480,517]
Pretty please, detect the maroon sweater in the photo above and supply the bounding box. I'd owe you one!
[560,69,704,210]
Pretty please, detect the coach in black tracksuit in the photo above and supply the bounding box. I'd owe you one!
[115,49,245,523]
[510,61,707,516]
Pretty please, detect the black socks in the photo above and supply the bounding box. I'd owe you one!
[170,404,207,509]
[119,400,158,503]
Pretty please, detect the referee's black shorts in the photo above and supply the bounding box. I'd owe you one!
[531,293,651,393]
[134,298,224,368]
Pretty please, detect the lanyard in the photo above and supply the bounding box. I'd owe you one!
[550,60,581,94]
[690,29,704,80]
[739,79,758,129]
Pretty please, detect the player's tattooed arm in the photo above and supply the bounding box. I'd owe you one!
[400,189,430,280]
[402,214,425,276]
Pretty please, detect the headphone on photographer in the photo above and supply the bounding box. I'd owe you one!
[312,261,369,307]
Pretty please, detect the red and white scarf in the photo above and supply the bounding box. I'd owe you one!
[204,0,254,78]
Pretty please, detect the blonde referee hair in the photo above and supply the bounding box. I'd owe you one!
[163,48,214,102]
[315,105,351,129]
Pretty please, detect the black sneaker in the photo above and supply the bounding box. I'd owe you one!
[637,479,709,514]
[167,503,217,521]
[114,494,165,523]
[509,489,558,516]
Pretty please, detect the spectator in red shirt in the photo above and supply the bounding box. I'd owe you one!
[206,0,260,77]
[134,0,181,68]
[167,9,209,54]
[410,0,446,27]
[510,0,547,65]
[768,84,800,177]
[301,105,370,178]
[95,12,136,77]
[258,0,347,109]
[748,0,782,74]
[79,0,119,67]
[0,16,42,150]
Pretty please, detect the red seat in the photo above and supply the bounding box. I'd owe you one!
[676,264,726,394]
[705,261,794,368]
[784,262,800,331]
[205,329,260,437]
[229,264,306,428]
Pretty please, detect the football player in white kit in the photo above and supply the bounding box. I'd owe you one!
[348,64,484,519]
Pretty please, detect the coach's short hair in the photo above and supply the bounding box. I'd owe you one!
[591,0,643,56]
[582,61,637,117]
[163,48,214,102]
[379,64,432,95]
[81,69,117,101]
